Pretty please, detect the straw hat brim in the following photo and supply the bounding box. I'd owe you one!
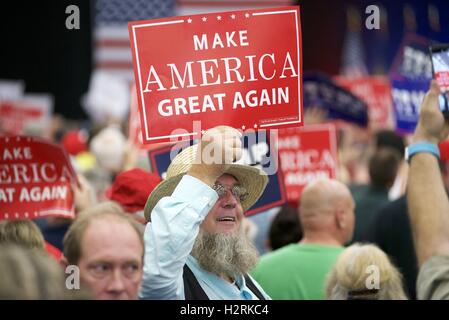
[144,165,268,221]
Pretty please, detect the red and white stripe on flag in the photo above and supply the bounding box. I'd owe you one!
[176,0,296,15]
[94,0,295,83]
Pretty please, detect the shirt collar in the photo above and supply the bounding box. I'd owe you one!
[187,255,253,298]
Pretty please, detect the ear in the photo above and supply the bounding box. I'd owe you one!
[60,254,69,269]
[265,238,271,251]
[335,208,346,229]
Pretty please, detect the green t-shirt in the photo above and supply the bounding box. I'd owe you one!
[251,243,344,300]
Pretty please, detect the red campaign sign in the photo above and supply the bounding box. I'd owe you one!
[128,84,174,151]
[278,124,338,202]
[129,6,303,143]
[0,136,77,221]
[334,76,393,129]
[0,101,44,135]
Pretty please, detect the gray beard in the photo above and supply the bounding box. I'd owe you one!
[191,226,259,279]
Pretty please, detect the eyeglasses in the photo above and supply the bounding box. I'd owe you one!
[212,183,249,202]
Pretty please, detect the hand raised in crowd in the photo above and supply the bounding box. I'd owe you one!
[408,80,449,269]
[413,80,449,144]
[122,141,140,171]
[188,126,242,186]
[303,106,328,125]
[73,174,96,213]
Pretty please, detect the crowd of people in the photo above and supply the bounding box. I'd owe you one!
[2,79,449,301]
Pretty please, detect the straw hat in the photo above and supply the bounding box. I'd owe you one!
[144,144,268,221]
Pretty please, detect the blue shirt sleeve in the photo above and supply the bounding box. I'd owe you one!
[139,175,218,300]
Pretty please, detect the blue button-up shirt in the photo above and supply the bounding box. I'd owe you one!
[139,175,271,300]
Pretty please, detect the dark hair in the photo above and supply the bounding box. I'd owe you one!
[369,147,401,188]
[375,130,405,157]
[268,205,302,250]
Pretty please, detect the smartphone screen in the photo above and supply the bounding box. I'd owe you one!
[430,44,449,115]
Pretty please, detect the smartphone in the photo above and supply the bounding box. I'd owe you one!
[429,44,449,117]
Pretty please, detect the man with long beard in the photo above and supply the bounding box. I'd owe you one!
[139,126,270,300]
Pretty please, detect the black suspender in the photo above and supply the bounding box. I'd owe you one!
[244,274,266,300]
[182,264,266,300]
[183,264,209,300]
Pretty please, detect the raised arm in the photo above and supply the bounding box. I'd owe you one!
[139,126,242,299]
[407,80,449,267]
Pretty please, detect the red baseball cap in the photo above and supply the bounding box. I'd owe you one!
[106,168,161,213]
[61,130,88,156]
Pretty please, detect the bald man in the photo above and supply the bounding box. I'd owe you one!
[251,179,355,299]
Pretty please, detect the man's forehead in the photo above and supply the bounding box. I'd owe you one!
[80,220,143,260]
[216,174,240,185]
[82,218,142,248]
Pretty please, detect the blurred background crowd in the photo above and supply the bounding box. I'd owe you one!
[1,0,449,300]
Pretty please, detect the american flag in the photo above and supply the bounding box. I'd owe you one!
[340,5,368,78]
[176,0,295,15]
[94,0,294,82]
[340,31,368,78]
[94,0,175,82]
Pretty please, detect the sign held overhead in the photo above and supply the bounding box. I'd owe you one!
[129,6,303,143]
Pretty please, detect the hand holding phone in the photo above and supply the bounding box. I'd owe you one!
[429,44,449,117]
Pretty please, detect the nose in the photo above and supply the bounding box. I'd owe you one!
[221,189,238,208]
[106,269,126,294]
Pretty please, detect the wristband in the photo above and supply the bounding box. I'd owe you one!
[405,142,440,163]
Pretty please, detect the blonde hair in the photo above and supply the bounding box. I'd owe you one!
[0,220,45,251]
[326,243,407,300]
[0,244,67,299]
[63,201,144,265]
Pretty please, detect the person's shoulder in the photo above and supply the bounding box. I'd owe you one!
[297,244,344,261]
[297,243,344,252]
[258,244,298,263]
[349,184,368,196]
[418,255,449,300]
[317,244,345,255]
[252,245,297,278]
[377,195,407,220]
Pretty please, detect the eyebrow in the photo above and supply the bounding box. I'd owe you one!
[87,260,111,267]
[87,259,142,266]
